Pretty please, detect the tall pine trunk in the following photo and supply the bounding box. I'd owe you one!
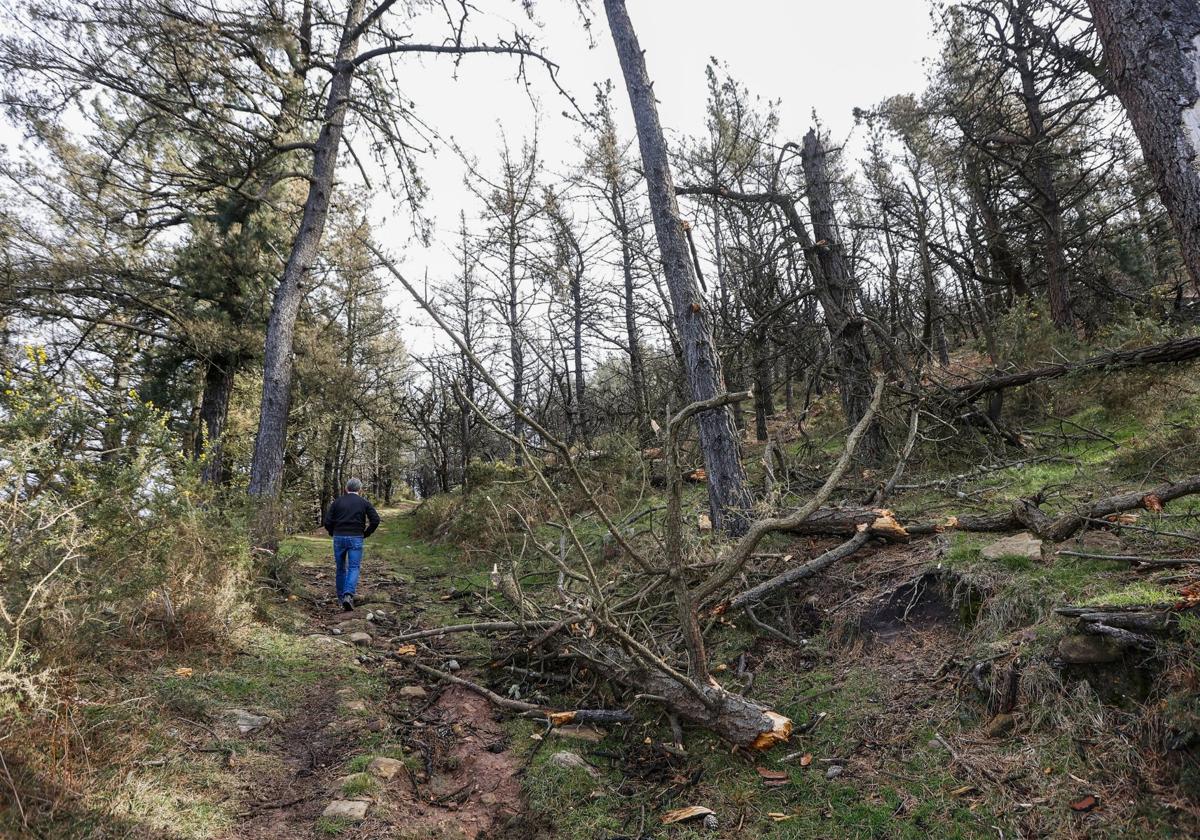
[1013,6,1074,329]
[196,355,236,484]
[1088,0,1200,289]
[248,0,368,498]
[604,0,753,535]
[800,129,885,463]
[619,226,651,440]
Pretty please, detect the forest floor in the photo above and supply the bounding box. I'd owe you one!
[6,508,546,839]
[24,502,1192,840]
[9,372,1200,839]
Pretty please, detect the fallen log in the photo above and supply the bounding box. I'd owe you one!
[947,335,1200,404]
[1079,622,1156,650]
[1056,603,1177,615]
[608,655,793,749]
[1057,609,1177,633]
[728,530,872,611]
[487,566,794,749]
[912,473,1200,543]
[775,507,911,540]
[1055,550,1200,569]
[1012,473,1200,542]
[758,472,1200,544]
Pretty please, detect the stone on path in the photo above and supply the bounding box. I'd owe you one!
[1078,529,1123,553]
[348,631,372,646]
[226,709,270,734]
[367,756,405,780]
[306,634,346,646]
[321,799,370,821]
[981,532,1043,563]
[825,765,844,780]
[548,750,599,778]
[343,699,368,713]
[398,685,428,700]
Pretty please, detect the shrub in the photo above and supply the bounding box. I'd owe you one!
[0,356,249,706]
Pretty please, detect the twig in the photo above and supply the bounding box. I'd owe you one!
[405,661,543,713]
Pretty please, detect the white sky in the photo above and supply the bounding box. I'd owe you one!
[372,0,939,352]
[0,0,941,359]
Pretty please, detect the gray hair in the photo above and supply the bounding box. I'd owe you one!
[346,477,363,493]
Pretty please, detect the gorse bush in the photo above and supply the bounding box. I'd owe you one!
[0,354,249,710]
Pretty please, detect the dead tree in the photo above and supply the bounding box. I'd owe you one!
[373,240,794,748]
[1087,0,1200,289]
[603,0,753,534]
[800,129,886,463]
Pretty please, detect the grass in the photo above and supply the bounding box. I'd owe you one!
[0,561,393,840]
[516,663,1006,839]
[315,815,354,835]
[1080,582,1178,607]
[339,772,378,797]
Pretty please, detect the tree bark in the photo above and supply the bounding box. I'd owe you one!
[196,354,236,484]
[571,257,585,443]
[248,0,368,498]
[616,201,652,441]
[1012,4,1075,329]
[1088,0,1200,289]
[604,0,753,534]
[752,330,773,442]
[800,129,885,463]
[508,224,526,463]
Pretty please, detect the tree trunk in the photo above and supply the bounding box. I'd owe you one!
[508,229,525,464]
[1013,8,1074,329]
[752,331,773,442]
[800,129,885,463]
[1087,0,1200,289]
[967,171,1030,298]
[572,266,585,442]
[914,187,951,365]
[617,209,652,441]
[247,0,368,498]
[604,0,753,535]
[196,355,236,485]
[948,333,1200,403]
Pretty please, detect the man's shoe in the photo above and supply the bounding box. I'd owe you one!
[340,594,354,612]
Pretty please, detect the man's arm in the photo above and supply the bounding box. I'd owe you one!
[323,499,335,535]
[364,501,381,538]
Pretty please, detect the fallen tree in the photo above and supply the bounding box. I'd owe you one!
[372,235,802,749]
[945,335,1200,404]
[755,471,1200,544]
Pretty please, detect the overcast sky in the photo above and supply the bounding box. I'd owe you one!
[372,0,940,350]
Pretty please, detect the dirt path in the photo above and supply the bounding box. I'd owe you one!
[221,517,530,840]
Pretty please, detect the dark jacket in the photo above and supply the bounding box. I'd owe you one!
[324,493,381,538]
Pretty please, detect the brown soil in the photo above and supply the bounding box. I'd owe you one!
[219,559,528,840]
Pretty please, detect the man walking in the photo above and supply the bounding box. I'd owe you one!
[323,478,381,611]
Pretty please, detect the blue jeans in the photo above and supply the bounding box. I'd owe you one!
[333,535,364,599]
